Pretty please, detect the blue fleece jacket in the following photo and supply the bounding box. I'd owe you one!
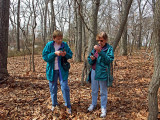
[42,41,73,81]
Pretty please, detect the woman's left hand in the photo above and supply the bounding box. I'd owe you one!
[94,45,101,53]
[61,51,66,56]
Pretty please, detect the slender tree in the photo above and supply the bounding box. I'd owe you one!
[43,0,49,46]
[16,0,20,51]
[113,0,133,52]
[50,0,56,33]
[74,0,82,62]
[120,0,128,56]
[0,0,10,80]
[73,0,78,59]
[88,0,100,54]
[148,0,160,119]
[31,0,37,72]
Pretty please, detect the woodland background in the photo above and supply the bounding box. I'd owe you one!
[0,0,160,119]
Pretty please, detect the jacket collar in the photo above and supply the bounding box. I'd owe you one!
[52,41,65,49]
[101,43,108,52]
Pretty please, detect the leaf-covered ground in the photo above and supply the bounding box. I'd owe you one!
[0,53,159,120]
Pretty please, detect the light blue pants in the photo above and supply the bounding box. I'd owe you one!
[49,70,71,108]
[91,69,108,109]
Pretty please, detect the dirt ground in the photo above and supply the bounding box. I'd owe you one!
[0,53,159,120]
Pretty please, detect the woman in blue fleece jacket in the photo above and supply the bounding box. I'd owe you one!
[87,32,114,118]
[42,30,73,114]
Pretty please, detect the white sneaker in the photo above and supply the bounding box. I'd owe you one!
[67,108,72,114]
[100,108,106,118]
[51,106,55,111]
[87,104,95,112]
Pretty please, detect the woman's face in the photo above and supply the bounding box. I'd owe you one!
[54,36,63,45]
[96,37,106,47]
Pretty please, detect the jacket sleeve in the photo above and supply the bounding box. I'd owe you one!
[87,49,96,65]
[98,46,114,65]
[64,43,73,60]
[42,42,56,62]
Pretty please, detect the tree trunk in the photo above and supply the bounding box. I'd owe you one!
[31,0,37,72]
[106,0,112,38]
[148,1,160,119]
[74,0,82,62]
[16,0,20,51]
[137,0,142,50]
[43,0,49,46]
[88,0,100,54]
[50,0,56,33]
[120,23,127,55]
[82,23,86,57]
[0,0,10,79]
[73,0,78,60]
[113,0,133,52]
[68,0,71,47]
[120,0,128,56]
[86,0,100,81]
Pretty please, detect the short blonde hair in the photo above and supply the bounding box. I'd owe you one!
[96,32,108,41]
[53,30,63,38]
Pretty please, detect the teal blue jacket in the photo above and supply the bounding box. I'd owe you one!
[88,43,114,81]
[42,41,73,81]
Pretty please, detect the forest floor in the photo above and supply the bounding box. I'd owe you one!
[0,51,160,120]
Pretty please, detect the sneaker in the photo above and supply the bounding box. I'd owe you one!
[100,108,106,118]
[67,108,72,114]
[87,104,95,112]
[51,106,55,111]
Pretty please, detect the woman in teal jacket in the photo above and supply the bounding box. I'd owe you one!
[87,32,114,118]
[42,30,73,114]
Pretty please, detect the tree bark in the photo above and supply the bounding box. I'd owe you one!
[86,0,100,81]
[43,0,49,47]
[16,0,20,51]
[88,0,100,54]
[0,0,10,79]
[73,0,78,60]
[31,0,37,72]
[50,0,56,33]
[74,0,82,62]
[148,1,160,119]
[120,0,128,56]
[113,0,133,52]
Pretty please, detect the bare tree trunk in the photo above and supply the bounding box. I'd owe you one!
[43,0,49,46]
[120,0,128,56]
[88,0,100,54]
[120,24,127,55]
[0,0,10,80]
[86,0,100,81]
[68,0,71,47]
[75,0,82,62]
[137,0,142,50]
[31,0,37,72]
[113,0,133,52]
[73,0,78,60]
[106,0,112,38]
[82,23,86,57]
[16,0,20,51]
[50,0,56,33]
[148,1,160,119]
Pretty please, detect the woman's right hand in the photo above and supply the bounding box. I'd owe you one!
[55,51,61,56]
[90,55,96,60]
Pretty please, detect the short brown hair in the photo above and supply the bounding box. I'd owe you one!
[96,32,108,40]
[53,30,63,38]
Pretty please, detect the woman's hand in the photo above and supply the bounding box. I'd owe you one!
[94,45,101,53]
[55,51,62,56]
[90,55,96,60]
[61,51,66,56]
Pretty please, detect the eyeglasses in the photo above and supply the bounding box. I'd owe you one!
[96,40,104,42]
